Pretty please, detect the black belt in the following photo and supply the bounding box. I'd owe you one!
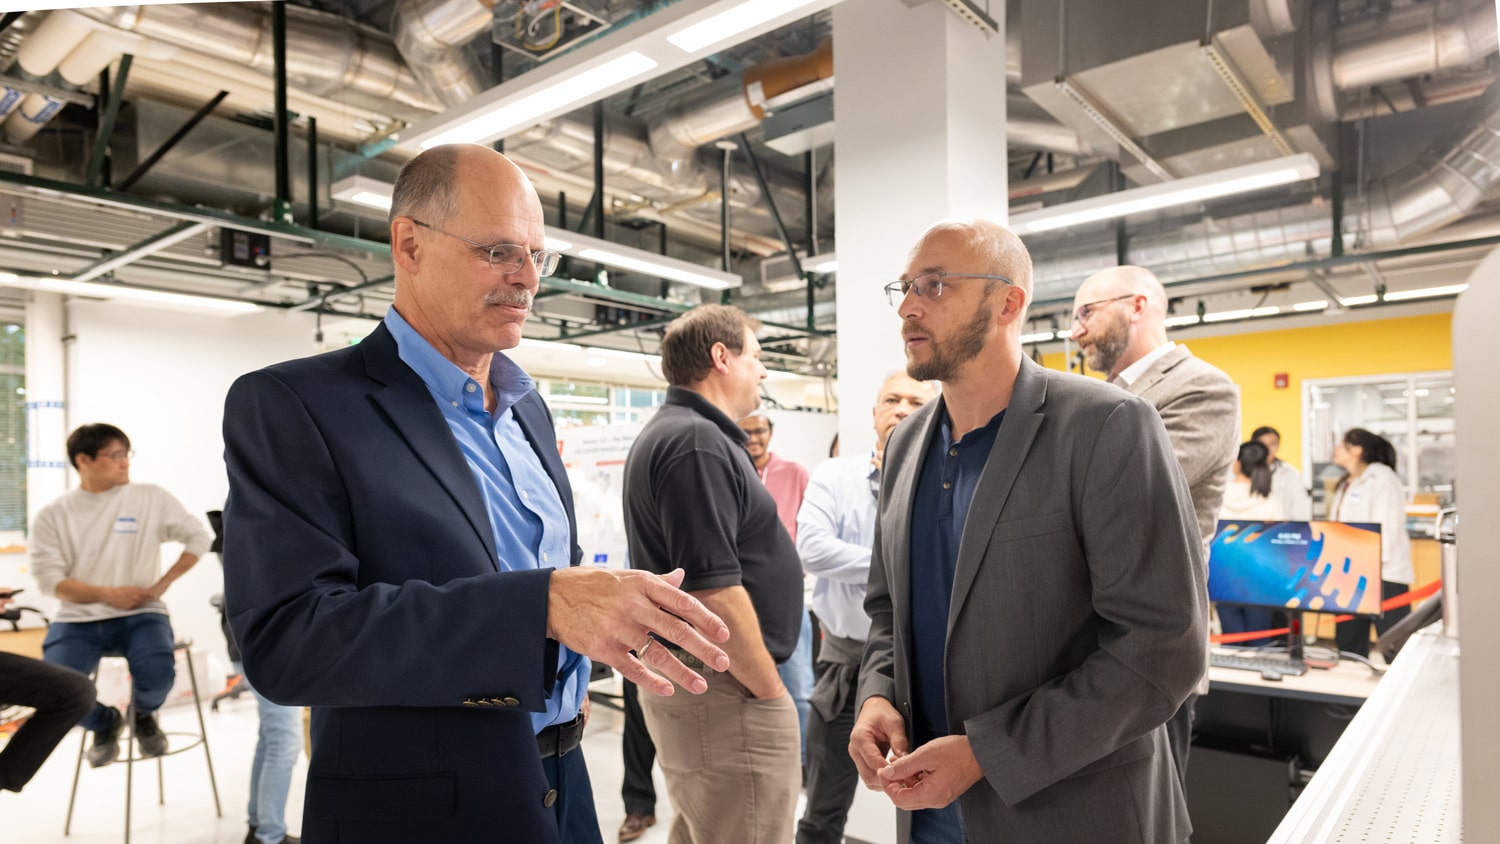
[536,713,585,759]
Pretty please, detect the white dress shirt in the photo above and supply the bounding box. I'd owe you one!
[795,454,879,641]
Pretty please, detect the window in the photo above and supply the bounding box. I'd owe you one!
[1305,372,1455,513]
[0,321,23,533]
[541,381,667,429]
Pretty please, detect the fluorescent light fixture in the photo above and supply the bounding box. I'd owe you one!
[1344,294,1379,305]
[331,174,394,211]
[545,236,574,252]
[421,52,658,149]
[560,227,741,289]
[550,394,610,405]
[1165,315,1202,327]
[586,357,610,367]
[518,337,583,353]
[1384,283,1470,301]
[1293,300,1329,311]
[1010,153,1321,234]
[667,0,821,53]
[1,273,260,314]
[1200,305,1280,323]
[805,253,838,274]
[1020,331,1055,343]
[397,0,840,151]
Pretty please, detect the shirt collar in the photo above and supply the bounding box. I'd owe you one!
[384,306,535,410]
[1116,341,1177,388]
[664,385,748,445]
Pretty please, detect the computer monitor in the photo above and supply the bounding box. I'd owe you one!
[1208,520,1384,618]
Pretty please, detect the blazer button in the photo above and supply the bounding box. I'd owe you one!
[502,696,520,707]
[543,788,558,808]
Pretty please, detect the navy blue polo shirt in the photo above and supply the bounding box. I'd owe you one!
[909,407,1004,744]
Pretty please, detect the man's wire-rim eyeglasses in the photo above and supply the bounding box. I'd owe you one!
[411,219,561,277]
[883,271,1015,307]
[1071,293,1137,326]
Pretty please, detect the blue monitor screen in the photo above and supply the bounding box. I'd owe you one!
[1208,520,1384,618]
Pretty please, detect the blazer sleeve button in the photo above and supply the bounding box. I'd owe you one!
[502,696,520,707]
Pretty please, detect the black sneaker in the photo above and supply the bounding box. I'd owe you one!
[134,712,168,758]
[86,708,123,768]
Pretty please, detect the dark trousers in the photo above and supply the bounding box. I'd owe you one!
[795,660,861,844]
[0,651,96,792]
[542,740,603,844]
[620,679,657,816]
[1336,580,1411,658]
[1165,692,1196,789]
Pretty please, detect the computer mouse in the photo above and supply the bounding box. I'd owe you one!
[1260,669,1283,681]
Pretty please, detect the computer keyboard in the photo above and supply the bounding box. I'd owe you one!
[1209,651,1309,677]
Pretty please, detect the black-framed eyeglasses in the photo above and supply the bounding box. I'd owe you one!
[411,219,561,277]
[1071,294,1136,326]
[883,271,1015,307]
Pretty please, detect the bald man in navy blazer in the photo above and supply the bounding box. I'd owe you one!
[222,145,730,844]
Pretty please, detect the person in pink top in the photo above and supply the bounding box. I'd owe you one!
[739,414,811,542]
[738,412,814,765]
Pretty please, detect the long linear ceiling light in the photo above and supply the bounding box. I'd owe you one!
[1010,153,1321,234]
[396,0,843,152]
[0,272,261,314]
[325,179,740,289]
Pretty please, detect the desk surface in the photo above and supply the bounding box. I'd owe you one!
[1207,650,1383,706]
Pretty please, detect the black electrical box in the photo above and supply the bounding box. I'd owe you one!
[221,229,271,268]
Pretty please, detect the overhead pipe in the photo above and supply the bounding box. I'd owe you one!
[390,0,490,107]
[1332,0,1498,91]
[3,10,91,143]
[1031,81,1500,294]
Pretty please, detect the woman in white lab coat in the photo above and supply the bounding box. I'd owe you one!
[1329,428,1413,658]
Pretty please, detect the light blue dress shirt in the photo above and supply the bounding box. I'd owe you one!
[795,454,880,641]
[386,308,587,732]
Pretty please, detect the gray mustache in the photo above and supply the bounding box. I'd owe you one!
[485,289,534,309]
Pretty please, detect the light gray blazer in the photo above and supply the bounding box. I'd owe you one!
[859,356,1207,844]
[1116,344,1241,548]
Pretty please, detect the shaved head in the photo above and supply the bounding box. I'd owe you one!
[1070,265,1171,377]
[911,218,1034,304]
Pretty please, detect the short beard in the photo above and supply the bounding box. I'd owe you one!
[906,297,993,382]
[1083,312,1129,374]
[485,288,534,309]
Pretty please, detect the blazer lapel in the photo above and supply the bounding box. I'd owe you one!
[1125,345,1188,398]
[885,398,945,653]
[360,325,500,570]
[947,357,1047,630]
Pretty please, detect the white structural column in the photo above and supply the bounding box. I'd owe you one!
[1454,249,1498,842]
[24,292,69,526]
[832,0,1008,457]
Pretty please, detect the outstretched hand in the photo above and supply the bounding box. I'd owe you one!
[546,567,730,697]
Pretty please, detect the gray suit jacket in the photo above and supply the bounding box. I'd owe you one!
[859,356,1207,843]
[1116,344,1241,548]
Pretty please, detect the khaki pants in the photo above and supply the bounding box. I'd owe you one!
[639,660,802,844]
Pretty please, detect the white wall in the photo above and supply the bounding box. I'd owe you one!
[14,299,319,671]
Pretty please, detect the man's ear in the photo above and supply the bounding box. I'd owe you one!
[997,286,1027,322]
[391,217,422,274]
[710,341,730,373]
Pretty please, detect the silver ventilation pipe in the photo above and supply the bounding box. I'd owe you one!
[76,3,434,111]
[1034,81,1500,292]
[390,0,490,107]
[1333,0,1498,91]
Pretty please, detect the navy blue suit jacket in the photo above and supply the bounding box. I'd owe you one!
[222,322,581,843]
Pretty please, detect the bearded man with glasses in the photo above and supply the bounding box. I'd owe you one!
[222,144,731,844]
[850,220,1206,844]
[1070,265,1240,796]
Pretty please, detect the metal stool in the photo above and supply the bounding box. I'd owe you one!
[64,639,222,842]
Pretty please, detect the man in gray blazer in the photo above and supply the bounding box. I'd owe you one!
[851,220,1207,843]
[1071,265,1241,788]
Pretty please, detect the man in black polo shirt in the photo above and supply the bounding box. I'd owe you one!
[623,304,804,844]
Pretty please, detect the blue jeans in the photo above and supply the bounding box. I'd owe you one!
[910,802,966,843]
[42,613,175,732]
[777,605,814,764]
[236,664,301,844]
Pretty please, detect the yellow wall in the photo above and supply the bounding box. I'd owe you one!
[1039,312,1453,464]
